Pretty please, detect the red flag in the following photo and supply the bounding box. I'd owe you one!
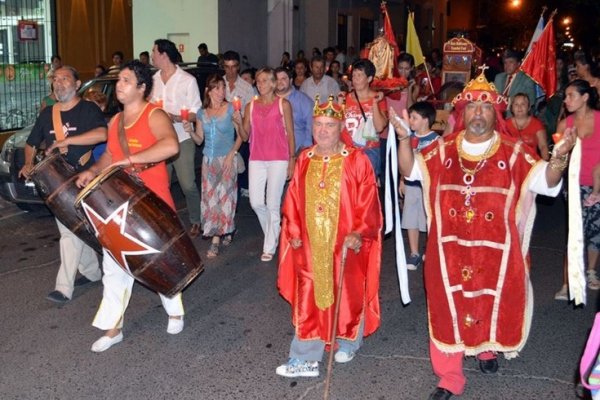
[520,17,557,97]
[381,2,399,75]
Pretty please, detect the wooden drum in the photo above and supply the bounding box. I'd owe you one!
[29,152,102,253]
[74,166,203,297]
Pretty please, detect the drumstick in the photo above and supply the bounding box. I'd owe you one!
[323,245,348,400]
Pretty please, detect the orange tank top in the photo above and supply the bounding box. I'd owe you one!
[108,103,175,209]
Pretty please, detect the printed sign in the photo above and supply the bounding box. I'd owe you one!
[18,20,38,41]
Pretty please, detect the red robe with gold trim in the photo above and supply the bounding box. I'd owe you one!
[277,145,382,343]
[419,130,542,357]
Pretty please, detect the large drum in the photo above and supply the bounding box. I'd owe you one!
[29,152,102,253]
[74,166,203,297]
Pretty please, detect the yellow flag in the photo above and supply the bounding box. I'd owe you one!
[406,12,425,67]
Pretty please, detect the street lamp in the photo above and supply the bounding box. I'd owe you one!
[562,16,573,46]
[510,0,521,8]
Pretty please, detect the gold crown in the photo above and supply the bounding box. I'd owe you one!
[451,66,507,112]
[464,69,499,92]
[313,95,345,120]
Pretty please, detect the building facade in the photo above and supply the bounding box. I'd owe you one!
[1,0,453,131]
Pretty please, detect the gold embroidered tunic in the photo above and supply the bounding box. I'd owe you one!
[278,146,383,343]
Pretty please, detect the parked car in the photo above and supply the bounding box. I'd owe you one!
[0,63,221,208]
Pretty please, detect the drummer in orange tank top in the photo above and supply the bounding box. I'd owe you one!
[75,60,185,353]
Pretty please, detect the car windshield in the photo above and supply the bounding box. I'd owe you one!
[79,79,121,118]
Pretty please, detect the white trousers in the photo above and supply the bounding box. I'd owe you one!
[55,219,101,298]
[248,160,288,254]
[92,249,184,330]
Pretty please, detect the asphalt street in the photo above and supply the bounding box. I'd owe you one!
[0,192,597,400]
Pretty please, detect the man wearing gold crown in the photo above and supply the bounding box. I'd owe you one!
[275,96,382,378]
[390,71,576,399]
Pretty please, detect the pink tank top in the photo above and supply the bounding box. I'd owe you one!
[249,98,290,161]
[567,111,600,186]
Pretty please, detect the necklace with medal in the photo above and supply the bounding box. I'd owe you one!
[456,132,497,223]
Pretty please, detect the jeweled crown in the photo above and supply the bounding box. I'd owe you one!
[451,66,508,112]
[313,95,345,120]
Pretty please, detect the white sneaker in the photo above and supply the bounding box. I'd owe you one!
[554,285,569,301]
[167,317,184,334]
[587,270,600,290]
[334,350,355,363]
[406,253,423,271]
[275,358,319,378]
[91,332,123,352]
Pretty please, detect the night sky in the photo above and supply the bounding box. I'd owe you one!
[486,0,600,51]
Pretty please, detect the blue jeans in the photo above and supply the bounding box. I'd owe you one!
[168,138,201,225]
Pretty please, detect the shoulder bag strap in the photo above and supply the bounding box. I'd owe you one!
[354,91,368,122]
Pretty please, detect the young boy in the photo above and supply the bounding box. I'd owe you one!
[401,102,439,270]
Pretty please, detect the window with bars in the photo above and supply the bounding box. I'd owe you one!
[0,0,56,131]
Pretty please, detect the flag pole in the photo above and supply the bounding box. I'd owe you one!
[520,8,558,98]
[521,9,557,67]
[422,57,436,97]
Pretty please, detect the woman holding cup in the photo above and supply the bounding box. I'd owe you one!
[186,73,247,258]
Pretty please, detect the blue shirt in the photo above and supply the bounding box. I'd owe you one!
[406,130,439,187]
[285,88,313,152]
[412,130,439,152]
[198,103,235,158]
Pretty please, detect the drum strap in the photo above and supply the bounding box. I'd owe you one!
[117,113,131,159]
[52,104,67,155]
[117,111,156,173]
[51,103,92,166]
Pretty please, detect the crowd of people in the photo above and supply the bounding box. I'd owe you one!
[25,39,600,399]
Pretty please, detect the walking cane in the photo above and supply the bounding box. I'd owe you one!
[323,245,349,400]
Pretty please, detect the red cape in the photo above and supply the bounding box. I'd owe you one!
[419,131,541,356]
[277,146,383,343]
